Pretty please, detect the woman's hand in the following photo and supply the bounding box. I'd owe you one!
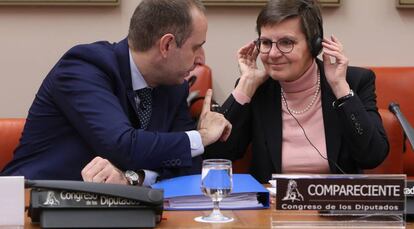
[322,35,351,98]
[236,41,268,98]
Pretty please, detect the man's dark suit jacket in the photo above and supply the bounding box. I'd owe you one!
[206,60,389,183]
[1,39,201,180]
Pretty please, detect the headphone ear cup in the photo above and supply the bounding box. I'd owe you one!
[311,37,322,57]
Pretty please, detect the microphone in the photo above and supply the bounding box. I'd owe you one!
[388,102,414,151]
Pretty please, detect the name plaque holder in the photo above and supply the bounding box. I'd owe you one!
[271,174,406,228]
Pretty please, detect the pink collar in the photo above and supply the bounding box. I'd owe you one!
[279,61,318,93]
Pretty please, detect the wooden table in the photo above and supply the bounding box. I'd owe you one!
[24,190,414,228]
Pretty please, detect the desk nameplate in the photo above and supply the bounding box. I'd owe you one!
[272,174,406,228]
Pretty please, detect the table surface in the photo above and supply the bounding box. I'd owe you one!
[23,190,414,228]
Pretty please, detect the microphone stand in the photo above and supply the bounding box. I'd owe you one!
[389,102,414,151]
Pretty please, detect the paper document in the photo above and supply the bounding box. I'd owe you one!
[166,193,262,209]
[267,179,276,196]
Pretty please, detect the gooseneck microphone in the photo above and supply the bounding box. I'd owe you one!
[388,102,414,151]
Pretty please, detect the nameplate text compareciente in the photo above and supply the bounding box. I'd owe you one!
[274,175,405,213]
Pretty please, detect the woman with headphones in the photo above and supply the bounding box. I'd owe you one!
[206,0,389,183]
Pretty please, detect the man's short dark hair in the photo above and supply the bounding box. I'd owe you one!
[128,0,205,52]
[256,0,323,56]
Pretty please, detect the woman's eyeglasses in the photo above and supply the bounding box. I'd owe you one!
[255,38,295,54]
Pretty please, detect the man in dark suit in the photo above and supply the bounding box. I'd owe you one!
[1,0,231,186]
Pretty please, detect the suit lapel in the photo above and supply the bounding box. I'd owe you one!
[114,39,140,125]
[113,40,172,130]
[318,61,341,172]
[127,90,139,117]
[260,80,283,173]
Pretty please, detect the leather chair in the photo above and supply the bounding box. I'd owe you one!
[0,118,25,170]
[185,64,212,119]
[364,109,404,174]
[370,67,414,176]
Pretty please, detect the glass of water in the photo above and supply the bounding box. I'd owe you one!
[194,159,233,223]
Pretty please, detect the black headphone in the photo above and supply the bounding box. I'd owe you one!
[311,26,323,57]
[300,0,324,57]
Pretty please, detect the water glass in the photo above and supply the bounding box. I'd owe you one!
[194,159,233,223]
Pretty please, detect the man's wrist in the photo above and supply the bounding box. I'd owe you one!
[198,129,209,146]
[124,170,145,186]
[185,130,204,157]
[142,170,159,186]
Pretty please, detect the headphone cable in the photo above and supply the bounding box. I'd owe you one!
[281,91,346,174]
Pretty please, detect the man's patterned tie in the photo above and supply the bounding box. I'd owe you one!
[135,88,152,129]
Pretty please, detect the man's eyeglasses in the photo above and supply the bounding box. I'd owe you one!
[255,38,295,54]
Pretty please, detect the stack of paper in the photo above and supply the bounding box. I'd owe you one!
[151,174,269,210]
[166,193,262,209]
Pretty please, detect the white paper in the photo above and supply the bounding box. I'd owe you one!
[267,180,276,196]
[0,176,24,226]
[166,193,262,209]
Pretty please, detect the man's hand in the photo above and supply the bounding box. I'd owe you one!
[197,89,232,146]
[81,156,128,185]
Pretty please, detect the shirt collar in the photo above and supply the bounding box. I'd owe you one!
[129,49,148,91]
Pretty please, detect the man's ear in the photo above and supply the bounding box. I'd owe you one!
[159,33,175,58]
